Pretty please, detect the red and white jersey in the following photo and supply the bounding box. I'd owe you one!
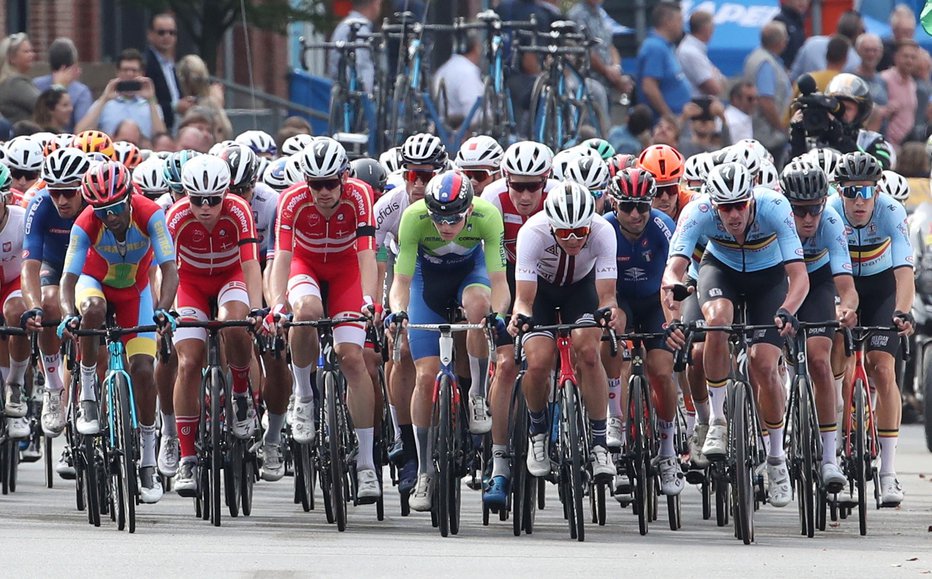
[166,194,259,276]
[515,212,617,286]
[480,177,560,264]
[0,205,25,284]
[275,177,376,263]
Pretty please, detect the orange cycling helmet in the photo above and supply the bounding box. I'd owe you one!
[637,144,685,185]
[82,161,133,207]
[73,130,116,160]
[113,141,143,170]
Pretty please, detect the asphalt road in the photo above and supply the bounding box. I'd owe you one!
[1,426,931,578]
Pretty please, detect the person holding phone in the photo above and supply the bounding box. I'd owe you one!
[75,48,166,144]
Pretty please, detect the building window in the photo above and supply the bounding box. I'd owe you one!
[6,0,28,34]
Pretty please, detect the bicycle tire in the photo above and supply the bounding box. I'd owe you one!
[73,439,86,513]
[631,376,649,536]
[854,380,868,536]
[295,439,314,512]
[796,376,816,538]
[701,474,711,520]
[511,378,529,537]
[389,76,411,147]
[923,345,932,452]
[562,381,586,542]
[209,368,223,527]
[241,448,255,516]
[667,494,681,530]
[44,435,53,488]
[437,374,453,537]
[227,439,242,517]
[318,401,334,524]
[734,383,755,545]
[83,435,100,525]
[1,438,13,495]
[325,372,347,532]
[115,373,138,533]
[713,462,729,527]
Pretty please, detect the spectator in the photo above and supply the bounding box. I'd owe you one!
[896,141,930,177]
[0,33,39,124]
[678,98,731,158]
[145,12,182,131]
[11,119,40,137]
[650,115,680,147]
[151,131,176,153]
[607,103,653,154]
[329,0,381,92]
[32,38,92,131]
[175,125,213,153]
[433,31,484,128]
[635,2,691,123]
[743,21,792,159]
[178,106,217,139]
[32,87,73,133]
[76,48,167,140]
[879,5,916,72]
[282,115,312,132]
[677,10,725,97]
[880,39,919,148]
[724,81,758,143]
[790,34,850,102]
[568,0,631,106]
[277,121,312,151]
[910,49,932,143]
[113,119,145,147]
[855,33,890,133]
[176,54,232,141]
[789,10,863,82]
[773,0,810,69]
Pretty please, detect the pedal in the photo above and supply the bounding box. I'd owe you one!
[684,469,706,485]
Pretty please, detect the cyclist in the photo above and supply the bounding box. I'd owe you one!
[826,151,914,506]
[261,157,296,194]
[113,141,143,170]
[508,181,622,483]
[682,152,715,192]
[780,159,858,493]
[132,157,170,202]
[637,144,690,221]
[58,161,179,504]
[454,135,504,196]
[387,170,509,512]
[166,155,264,493]
[878,170,910,206]
[350,158,388,201]
[563,155,611,214]
[157,149,200,211]
[662,162,809,508]
[5,136,44,203]
[603,167,683,495]
[267,137,382,502]
[281,134,315,157]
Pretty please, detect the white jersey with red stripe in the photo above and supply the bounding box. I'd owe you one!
[249,182,279,259]
[165,194,259,276]
[0,205,25,284]
[515,211,617,285]
[373,186,411,258]
[480,177,560,264]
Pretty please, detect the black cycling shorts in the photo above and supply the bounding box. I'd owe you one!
[526,269,598,341]
[697,253,788,347]
[40,260,64,287]
[796,264,838,339]
[855,269,899,355]
[619,293,669,352]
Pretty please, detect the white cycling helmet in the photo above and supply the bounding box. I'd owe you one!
[262,157,292,192]
[706,162,753,204]
[31,131,56,153]
[734,138,772,163]
[502,141,553,177]
[379,146,403,174]
[133,157,170,195]
[400,133,447,167]
[208,139,237,156]
[455,135,504,170]
[720,144,762,178]
[299,137,348,179]
[181,155,231,196]
[4,136,44,172]
[758,158,780,191]
[42,148,90,186]
[235,130,277,156]
[806,148,841,181]
[284,154,304,184]
[564,156,610,192]
[281,134,315,157]
[683,152,715,184]
[878,170,910,202]
[544,180,595,230]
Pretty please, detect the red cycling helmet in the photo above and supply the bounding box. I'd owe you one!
[82,161,133,207]
[609,167,657,201]
[607,153,637,177]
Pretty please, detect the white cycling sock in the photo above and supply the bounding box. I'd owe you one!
[767,423,785,460]
[685,411,696,438]
[80,364,97,402]
[491,444,510,478]
[659,420,676,457]
[694,397,711,424]
[414,425,431,475]
[879,435,897,476]
[292,363,314,401]
[389,404,402,440]
[8,358,28,386]
[468,355,487,398]
[160,411,176,437]
[140,423,158,468]
[821,429,836,466]
[707,379,727,422]
[356,427,375,471]
[42,353,64,392]
[264,412,286,446]
[607,377,623,417]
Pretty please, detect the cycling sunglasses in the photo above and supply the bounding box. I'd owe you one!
[840,185,874,200]
[553,226,590,241]
[190,195,224,207]
[93,198,130,219]
[405,169,440,184]
[791,203,825,218]
[429,211,467,225]
[655,184,679,198]
[617,200,652,214]
[48,187,81,200]
[714,200,750,214]
[507,179,547,193]
[11,169,38,181]
[463,169,496,182]
[307,177,342,190]
[229,181,256,195]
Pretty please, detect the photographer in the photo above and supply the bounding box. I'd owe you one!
[789,72,895,169]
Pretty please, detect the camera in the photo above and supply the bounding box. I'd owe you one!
[792,74,843,137]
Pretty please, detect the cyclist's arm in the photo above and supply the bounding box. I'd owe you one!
[595,278,618,310]
[155,261,178,311]
[833,274,859,313]
[389,273,411,314]
[59,272,79,317]
[21,197,47,310]
[21,260,43,310]
[489,271,510,315]
[780,261,809,315]
[358,248,378,304]
[60,223,91,317]
[268,249,291,311]
[243,259,263,310]
[660,255,689,320]
[513,279,537,319]
[894,266,916,316]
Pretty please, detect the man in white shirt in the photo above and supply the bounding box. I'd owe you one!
[328,0,382,92]
[433,33,484,127]
[724,81,757,143]
[676,10,724,97]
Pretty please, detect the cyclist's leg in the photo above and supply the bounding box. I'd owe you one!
[461,270,493,433]
[3,287,30,392]
[697,256,737,428]
[75,275,106,409]
[217,279,257,438]
[172,306,207,471]
[38,266,66,394]
[287,258,323,443]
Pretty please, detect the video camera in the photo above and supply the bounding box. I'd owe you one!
[792,73,844,137]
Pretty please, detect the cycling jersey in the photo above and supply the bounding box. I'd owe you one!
[373,186,411,259]
[666,186,696,223]
[250,182,279,259]
[826,192,913,277]
[63,194,176,290]
[605,209,674,299]
[670,188,804,273]
[23,191,75,276]
[799,205,852,276]
[155,193,175,212]
[19,179,45,208]
[515,212,617,285]
[480,178,560,264]
[395,197,507,276]
[165,194,259,276]
[0,205,25,286]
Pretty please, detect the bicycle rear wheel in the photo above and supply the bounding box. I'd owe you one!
[241,447,255,516]
[227,439,242,518]
[83,435,100,526]
[325,372,347,532]
[733,383,755,545]
[854,380,868,536]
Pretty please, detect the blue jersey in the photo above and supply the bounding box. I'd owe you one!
[800,205,852,276]
[606,209,674,299]
[826,192,913,277]
[670,188,804,273]
[22,191,75,268]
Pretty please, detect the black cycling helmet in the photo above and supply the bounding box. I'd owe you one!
[350,158,388,194]
[834,151,883,184]
[218,144,259,190]
[780,160,829,202]
[825,73,873,129]
[424,170,474,216]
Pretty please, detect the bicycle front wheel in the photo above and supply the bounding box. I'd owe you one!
[325,372,347,532]
[561,381,586,542]
[630,376,650,536]
[437,374,454,537]
[854,380,868,536]
[209,368,224,527]
[795,376,816,538]
[733,383,755,545]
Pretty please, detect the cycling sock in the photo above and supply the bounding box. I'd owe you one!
[685,412,696,437]
[292,363,314,401]
[230,363,250,396]
[389,405,402,441]
[264,412,286,446]
[694,396,710,424]
[140,423,158,468]
[356,427,376,471]
[8,358,28,385]
[160,411,176,437]
[468,355,487,398]
[414,425,431,475]
[878,431,898,475]
[528,409,548,436]
[706,378,728,422]
[491,444,510,478]
[607,377,622,417]
[762,428,772,457]
[766,420,785,459]
[659,419,676,457]
[176,415,199,459]
[80,363,97,402]
[590,418,607,448]
[833,373,844,417]
[42,353,64,392]
[820,424,837,466]
[400,423,415,460]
